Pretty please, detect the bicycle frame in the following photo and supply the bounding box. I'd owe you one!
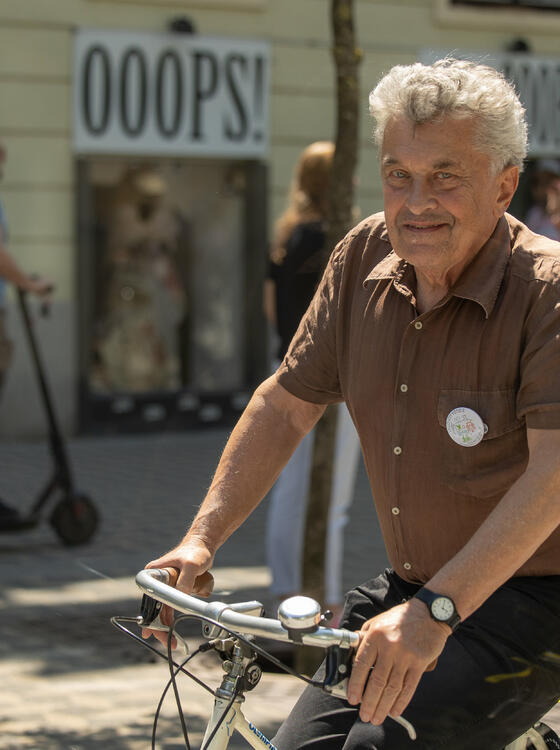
[202,651,551,750]
[200,708,550,750]
[202,695,276,750]
[504,729,548,750]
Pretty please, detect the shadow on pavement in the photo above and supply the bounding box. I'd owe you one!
[1,713,282,750]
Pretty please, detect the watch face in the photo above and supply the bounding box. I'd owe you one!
[431,596,455,622]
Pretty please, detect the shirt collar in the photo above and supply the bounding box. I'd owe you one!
[364,225,402,281]
[449,216,511,318]
[364,216,512,319]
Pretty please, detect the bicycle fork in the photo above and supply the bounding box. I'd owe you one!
[202,640,275,749]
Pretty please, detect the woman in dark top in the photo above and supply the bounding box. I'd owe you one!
[264,140,333,353]
[264,142,361,618]
[267,220,325,359]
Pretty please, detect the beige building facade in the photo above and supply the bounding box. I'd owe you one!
[0,0,559,437]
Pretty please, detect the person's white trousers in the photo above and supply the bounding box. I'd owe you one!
[265,402,361,605]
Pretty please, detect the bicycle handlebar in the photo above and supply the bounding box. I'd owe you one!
[136,568,360,650]
[134,569,418,742]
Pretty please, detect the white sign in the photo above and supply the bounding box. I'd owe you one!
[73,29,269,158]
[421,50,560,157]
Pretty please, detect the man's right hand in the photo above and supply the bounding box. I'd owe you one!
[142,539,215,647]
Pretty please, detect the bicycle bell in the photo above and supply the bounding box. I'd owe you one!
[278,596,322,635]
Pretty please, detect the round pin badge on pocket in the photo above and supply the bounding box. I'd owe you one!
[446,407,488,447]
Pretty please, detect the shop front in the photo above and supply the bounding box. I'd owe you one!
[73,28,270,433]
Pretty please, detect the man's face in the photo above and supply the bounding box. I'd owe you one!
[380,116,518,280]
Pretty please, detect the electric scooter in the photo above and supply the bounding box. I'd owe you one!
[0,288,99,545]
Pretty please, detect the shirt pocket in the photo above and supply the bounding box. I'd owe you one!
[437,389,528,498]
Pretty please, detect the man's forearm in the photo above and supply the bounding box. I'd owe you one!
[185,376,326,555]
[427,427,560,621]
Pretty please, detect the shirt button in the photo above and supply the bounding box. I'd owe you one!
[414,321,423,330]
[400,384,408,393]
[392,507,400,515]
[393,446,402,455]
[403,562,412,570]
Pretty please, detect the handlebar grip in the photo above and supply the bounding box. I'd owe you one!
[193,570,214,596]
[162,567,180,587]
[161,567,214,597]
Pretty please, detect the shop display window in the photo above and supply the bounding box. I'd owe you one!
[77,157,267,431]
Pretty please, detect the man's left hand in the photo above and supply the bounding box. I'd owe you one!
[346,598,450,725]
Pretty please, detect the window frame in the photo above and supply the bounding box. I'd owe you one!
[434,0,560,32]
[451,0,560,8]
[86,0,265,10]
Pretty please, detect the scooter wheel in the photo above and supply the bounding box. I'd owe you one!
[49,493,99,546]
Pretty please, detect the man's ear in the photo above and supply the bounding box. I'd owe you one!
[495,166,519,217]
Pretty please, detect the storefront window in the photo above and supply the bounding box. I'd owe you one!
[88,158,246,395]
[78,157,266,431]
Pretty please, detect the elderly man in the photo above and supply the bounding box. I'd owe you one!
[146,59,560,748]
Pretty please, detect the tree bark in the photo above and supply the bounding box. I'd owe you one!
[298,0,361,675]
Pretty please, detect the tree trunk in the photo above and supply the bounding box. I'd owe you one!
[298,0,361,675]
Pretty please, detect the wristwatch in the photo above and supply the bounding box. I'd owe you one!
[414,587,461,631]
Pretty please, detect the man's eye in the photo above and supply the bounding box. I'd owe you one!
[436,172,453,180]
[390,170,407,179]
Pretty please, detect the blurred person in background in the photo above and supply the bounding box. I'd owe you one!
[263,141,361,621]
[525,158,560,241]
[0,140,52,528]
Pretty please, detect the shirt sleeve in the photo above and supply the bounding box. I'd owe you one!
[517,278,560,429]
[275,239,346,405]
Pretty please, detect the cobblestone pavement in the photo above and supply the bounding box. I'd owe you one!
[1,429,559,748]
[1,564,303,750]
[0,429,383,749]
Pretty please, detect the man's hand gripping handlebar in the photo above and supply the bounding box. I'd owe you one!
[140,566,214,649]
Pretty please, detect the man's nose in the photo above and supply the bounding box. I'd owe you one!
[405,178,437,214]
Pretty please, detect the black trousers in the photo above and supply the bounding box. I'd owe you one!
[273,570,560,750]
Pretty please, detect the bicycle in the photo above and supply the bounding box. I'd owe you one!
[112,568,560,750]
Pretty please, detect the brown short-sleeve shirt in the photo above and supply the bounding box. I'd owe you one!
[276,212,560,583]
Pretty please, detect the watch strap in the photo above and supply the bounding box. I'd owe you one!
[414,587,461,632]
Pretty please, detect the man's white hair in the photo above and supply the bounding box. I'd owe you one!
[369,58,528,173]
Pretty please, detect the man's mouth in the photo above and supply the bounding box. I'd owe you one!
[402,222,447,232]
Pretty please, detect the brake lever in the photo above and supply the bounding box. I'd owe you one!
[138,593,162,626]
[324,681,417,741]
[137,594,189,655]
[322,647,416,741]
